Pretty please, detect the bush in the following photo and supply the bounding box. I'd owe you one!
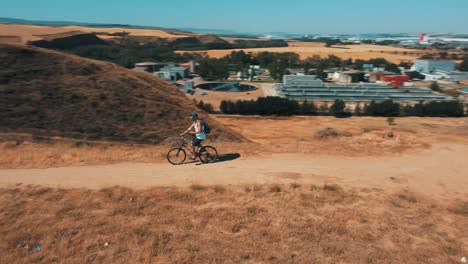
[330,99,352,118]
[429,82,440,92]
[197,100,215,114]
[364,100,400,117]
[220,97,300,116]
[314,127,339,138]
[299,100,317,115]
[387,117,396,126]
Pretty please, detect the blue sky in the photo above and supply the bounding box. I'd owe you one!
[1,0,467,34]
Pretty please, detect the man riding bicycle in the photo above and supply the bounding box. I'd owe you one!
[180,112,206,160]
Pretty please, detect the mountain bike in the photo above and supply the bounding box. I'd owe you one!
[167,136,218,165]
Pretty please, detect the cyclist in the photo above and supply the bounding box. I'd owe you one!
[180,112,206,160]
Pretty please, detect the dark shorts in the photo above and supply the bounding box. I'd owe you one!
[192,137,203,147]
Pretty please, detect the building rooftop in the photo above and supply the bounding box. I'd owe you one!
[160,66,188,71]
[415,59,456,63]
[135,62,159,66]
[279,75,453,102]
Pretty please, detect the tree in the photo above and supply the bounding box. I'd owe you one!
[386,63,402,74]
[398,62,412,69]
[197,58,229,80]
[439,52,449,60]
[299,100,317,115]
[364,100,400,117]
[422,101,464,117]
[220,100,236,114]
[420,54,435,60]
[450,53,459,60]
[197,100,214,114]
[354,103,363,116]
[458,55,468,71]
[319,104,329,115]
[406,71,426,80]
[330,100,351,118]
[429,82,440,92]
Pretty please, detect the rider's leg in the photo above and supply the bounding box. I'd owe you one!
[191,143,196,159]
[191,137,201,159]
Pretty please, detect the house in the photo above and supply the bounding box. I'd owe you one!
[368,71,394,82]
[422,73,444,81]
[363,64,374,71]
[435,71,468,82]
[133,62,167,73]
[154,65,189,81]
[179,61,197,73]
[332,70,365,83]
[383,75,412,87]
[415,59,456,73]
[285,68,305,75]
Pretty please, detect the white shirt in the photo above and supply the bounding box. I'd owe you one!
[191,120,206,140]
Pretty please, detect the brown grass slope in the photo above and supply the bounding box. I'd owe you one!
[0,44,243,143]
[0,185,466,263]
[31,33,109,50]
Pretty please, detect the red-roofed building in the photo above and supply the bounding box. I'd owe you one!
[383,75,411,87]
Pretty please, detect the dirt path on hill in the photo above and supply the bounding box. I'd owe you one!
[1,143,467,200]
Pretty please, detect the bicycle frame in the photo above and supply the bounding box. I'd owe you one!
[167,136,218,165]
[177,137,203,157]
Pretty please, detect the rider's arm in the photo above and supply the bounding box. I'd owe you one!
[187,121,202,136]
[181,123,194,136]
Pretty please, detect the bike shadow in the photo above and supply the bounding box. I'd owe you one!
[195,153,241,166]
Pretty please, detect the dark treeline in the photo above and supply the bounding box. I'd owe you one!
[219,98,466,118]
[64,40,468,81]
[170,39,288,51]
[199,51,410,81]
[71,44,200,68]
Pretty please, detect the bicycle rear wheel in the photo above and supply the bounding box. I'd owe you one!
[198,146,218,163]
[167,148,186,165]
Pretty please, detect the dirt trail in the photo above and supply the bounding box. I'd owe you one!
[1,143,467,200]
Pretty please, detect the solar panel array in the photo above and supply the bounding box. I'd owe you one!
[279,75,453,102]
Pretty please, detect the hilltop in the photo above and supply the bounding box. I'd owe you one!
[0,44,244,143]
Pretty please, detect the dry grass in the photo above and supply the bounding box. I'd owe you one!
[0,185,466,263]
[1,116,468,169]
[178,43,434,63]
[0,24,192,43]
[0,44,245,146]
[314,127,340,138]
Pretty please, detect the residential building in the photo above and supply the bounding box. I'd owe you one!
[383,75,412,87]
[154,65,188,82]
[415,59,456,73]
[331,70,365,83]
[133,62,166,73]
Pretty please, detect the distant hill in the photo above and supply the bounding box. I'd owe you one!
[0,17,260,37]
[0,44,244,143]
[0,17,161,30]
[31,33,109,49]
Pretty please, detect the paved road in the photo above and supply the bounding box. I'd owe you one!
[261,83,279,97]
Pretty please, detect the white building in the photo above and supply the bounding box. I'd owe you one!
[154,65,188,82]
[415,60,456,74]
[422,73,444,81]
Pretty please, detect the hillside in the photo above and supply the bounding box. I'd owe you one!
[0,24,192,44]
[0,44,244,143]
[31,33,109,50]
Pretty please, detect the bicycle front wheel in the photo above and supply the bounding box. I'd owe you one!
[167,148,186,165]
[198,146,218,164]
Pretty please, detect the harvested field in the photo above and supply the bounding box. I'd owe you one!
[0,185,466,263]
[178,43,433,63]
[0,24,192,43]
